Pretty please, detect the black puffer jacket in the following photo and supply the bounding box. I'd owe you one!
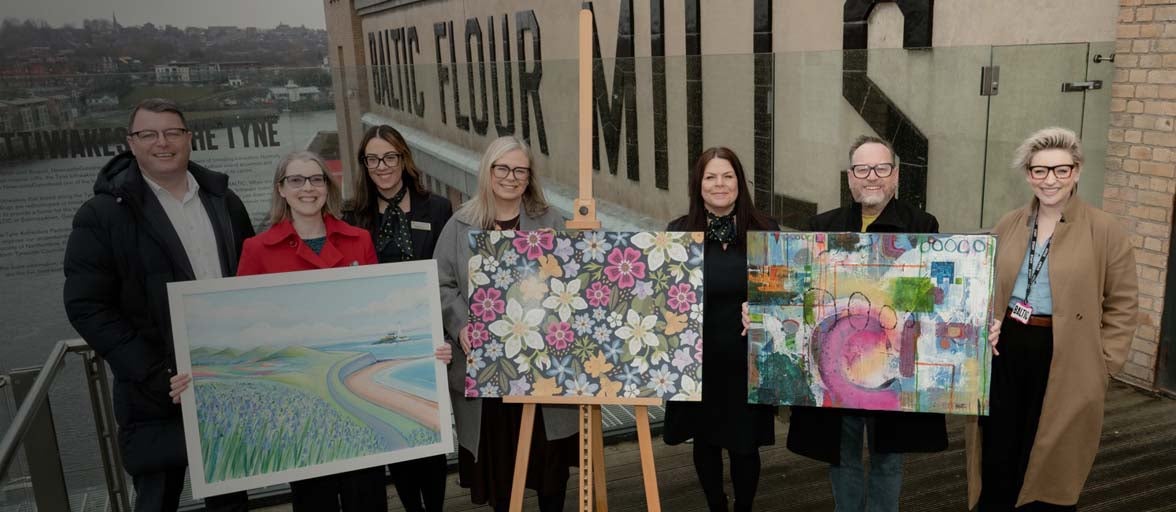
[63,151,253,475]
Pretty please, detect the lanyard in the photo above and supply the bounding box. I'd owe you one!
[1024,216,1052,298]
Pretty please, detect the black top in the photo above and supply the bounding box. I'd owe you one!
[787,198,948,465]
[662,216,778,452]
[345,190,453,262]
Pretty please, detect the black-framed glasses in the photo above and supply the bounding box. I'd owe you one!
[491,164,531,180]
[129,128,189,143]
[280,174,328,188]
[363,152,402,169]
[1027,164,1076,180]
[849,163,895,179]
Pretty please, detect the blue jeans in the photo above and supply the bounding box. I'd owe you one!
[830,415,903,512]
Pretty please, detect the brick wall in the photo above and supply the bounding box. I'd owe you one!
[1105,0,1176,387]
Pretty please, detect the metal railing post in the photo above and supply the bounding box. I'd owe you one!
[8,366,72,511]
[82,350,131,512]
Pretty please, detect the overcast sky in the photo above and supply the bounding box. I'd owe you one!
[7,0,326,29]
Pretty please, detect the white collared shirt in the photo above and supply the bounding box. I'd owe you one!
[141,171,223,280]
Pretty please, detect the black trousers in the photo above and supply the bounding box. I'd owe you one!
[692,439,762,512]
[290,466,388,512]
[388,454,448,512]
[977,318,1077,512]
[130,466,247,512]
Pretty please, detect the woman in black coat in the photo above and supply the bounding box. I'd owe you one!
[344,124,453,512]
[663,147,779,512]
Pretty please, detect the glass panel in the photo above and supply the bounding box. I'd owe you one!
[982,43,1090,227]
[1081,40,1117,210]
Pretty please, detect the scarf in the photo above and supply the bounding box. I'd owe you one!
[706,211,736,244]
[374,185,413,260]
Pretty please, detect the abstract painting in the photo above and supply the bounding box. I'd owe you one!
[465,230,705,403]
[746,232,995,415]
[169,261,453,498]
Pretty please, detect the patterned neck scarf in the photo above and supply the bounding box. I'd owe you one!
[374,185,412,260]
[706,210,736,244]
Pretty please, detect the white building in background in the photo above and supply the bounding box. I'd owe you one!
[267,81,321,103]
[154,61,222,83]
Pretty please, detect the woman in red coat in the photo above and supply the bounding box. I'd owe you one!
[171,151,451,511]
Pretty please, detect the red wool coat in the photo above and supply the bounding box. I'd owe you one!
[237,214,376,275]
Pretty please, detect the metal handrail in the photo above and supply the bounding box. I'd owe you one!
[0,339,77,478]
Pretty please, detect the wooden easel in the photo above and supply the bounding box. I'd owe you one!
[503,7,662,512]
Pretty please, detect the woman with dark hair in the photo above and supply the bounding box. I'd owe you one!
[662,147,779,512]
[343,124,453,512]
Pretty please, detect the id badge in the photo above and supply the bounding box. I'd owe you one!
[1010,300,1034,324]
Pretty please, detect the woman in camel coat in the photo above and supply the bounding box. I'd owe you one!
[966,127,1139,510]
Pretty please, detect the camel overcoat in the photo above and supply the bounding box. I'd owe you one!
[965,196,1139,508]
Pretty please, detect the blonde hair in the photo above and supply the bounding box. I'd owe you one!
[455,136,549,229]
[267,151,342,225]
[1011,127,1084,172]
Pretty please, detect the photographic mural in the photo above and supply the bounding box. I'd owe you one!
[465,230,705,403]
[746,232,996,415]
[169,261,453,498]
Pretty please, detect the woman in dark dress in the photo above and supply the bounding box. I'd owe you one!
[663,147,779,512]
[344,124,454,512]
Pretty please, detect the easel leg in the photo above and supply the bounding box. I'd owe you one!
[579,405,593,512]
[510,403,537,512]
[634,405,661,512]
[591,405,608,511]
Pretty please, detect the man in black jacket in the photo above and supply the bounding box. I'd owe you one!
[786,135,948,512]
[63,99,254,512]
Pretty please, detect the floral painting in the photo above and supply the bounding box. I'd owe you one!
[465,230,706,402]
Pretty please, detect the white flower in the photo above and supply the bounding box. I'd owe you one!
[688,266,703,288]
[690,303,703,322]
[501,250,519,266]
[617,310,659,355]
[629,356,649,375]
[535,353,552,371]
[514,354,531,373]
[630,232,688,271]
[483,257,500,273]
[650,349,669,365]
[480,382,501,396]
[484,341,505,359]
[468,255,490,294]
[541,278,588,321]
[671,375,702,401]
[489,299,544,357]
[623,382,640,398]
[608,311,623,328]
[488,231,516,244]
[647,364,678,396]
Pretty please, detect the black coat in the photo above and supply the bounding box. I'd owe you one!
[786,198,948,465]
[63,151,254,475]
[344,189,453,262]
[662,216,778,452]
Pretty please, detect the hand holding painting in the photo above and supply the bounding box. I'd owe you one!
[741,301,750,336]
[988,318,1002,356]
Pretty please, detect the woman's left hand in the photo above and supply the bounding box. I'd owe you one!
[435,343,453,364]
[988,318,1002,356]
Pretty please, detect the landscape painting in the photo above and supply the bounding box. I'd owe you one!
[746,232,996,415]
[169,261,453,499]
[465,230,705,403]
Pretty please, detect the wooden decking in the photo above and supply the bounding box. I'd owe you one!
[256,381,1176,511]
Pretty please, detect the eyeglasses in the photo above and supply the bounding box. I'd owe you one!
[363,152,402,169]
[849,163,895,179]
[129,128,189,143]
[491,164,531,180]
[1027,164,1076,180]
[280,174,328,188]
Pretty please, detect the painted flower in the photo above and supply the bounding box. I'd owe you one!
[631,232,688,271]
[562,261,581,276]
[607,311,624,328]
[470,288,505,322]
[486,230,516,244]
[482,256,500,273]
[545,321,575,350]
[467,321,490,348]
[465,376,478,397]
[690,303,703,322]
[576,232,612,263]
[489,299,545,358]
[520,275,548,303]
[501,250,519,266]
[608,232,630,247]
[666,283,697,313]
[617,310,659,355]
[480,382,501,396]
[603,247,646,288]
[571,313,593,336]
[618,363,643,385]
[592,308,608,321]
[545,354,575,385]
[688,244,704,266]
[465,348,486,376]
[565,374,600,397]
[633,280,654,300]
[672,375,702,401]
[630,355,650,374]
[554,237,575,261]
[492,269,513,288]
[484,340,505,359]
[602,338,623,362]
[513,230,555,260]
[516,259,538,276]
[671,347,694,371]
[585,281,612,308]
[593,325,613,344]
[468,255,490,291]
[647,364,678,396]
[694,336,704,362]
[508,378,532,395]
[622,382,640,398]
[542,278,588,321]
